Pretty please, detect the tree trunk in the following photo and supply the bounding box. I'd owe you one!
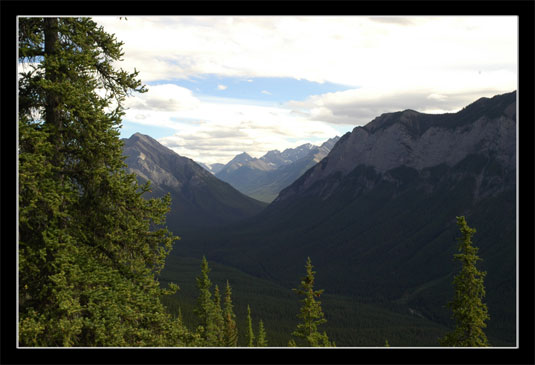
[44,17,61,131]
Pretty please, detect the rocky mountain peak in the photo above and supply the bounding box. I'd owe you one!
[320,136,340,150]
[230,152,254,164]
[276,91,516,202]
[122,133,267,232]
[126,132,160,148]
[123,133,215,189]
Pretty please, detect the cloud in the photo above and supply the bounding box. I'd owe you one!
[124,84,200,112]
[261,90,272,95]
[217,84,227,90]
[95,15,516,127]
[286,85,511,126]
[93,16,517,90]
[125,98,337,164]
[92,16,516,164]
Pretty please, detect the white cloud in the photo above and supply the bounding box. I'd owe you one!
[124,83,200,113]
[122,91,339,164]
[285,85,511,126]
[94,16,516,118]
[261,90,272,95]
[93,16,517,88]
[217,84,227,90]
[91,16,517,163]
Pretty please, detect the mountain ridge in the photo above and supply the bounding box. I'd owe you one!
[215,136,340,202]
[122,133,267,233]
[275,91,516,203]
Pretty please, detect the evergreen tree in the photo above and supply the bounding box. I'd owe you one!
[212,285,225,346]
[223,281,238,347]
[256,320,268,347]
[18,17,186,347]
[245,305,255,347]
[193,257,225,346]
[290,257,333,347]
[194,257,212,327]
[439,216,490,347]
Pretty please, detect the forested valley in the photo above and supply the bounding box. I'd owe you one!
[18,17,514,349]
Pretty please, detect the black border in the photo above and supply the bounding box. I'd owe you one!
[2,1,534,364]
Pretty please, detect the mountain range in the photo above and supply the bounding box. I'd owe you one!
[122,133,267,234]
[213,136,340,202]
[172,91,517,345]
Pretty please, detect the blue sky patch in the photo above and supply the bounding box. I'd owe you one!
[119,123,176,140]
[148,75,355,103]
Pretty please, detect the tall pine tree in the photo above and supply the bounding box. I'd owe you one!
[245,305,255,347]
[439,216,490,347]
[256,320,268,347]
[18,17,186,347]
[193,257,225,346]
[290,257,333,347]
[212,285,225,346]
[223,281,238,347]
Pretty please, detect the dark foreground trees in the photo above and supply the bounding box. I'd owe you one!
[440,216,490,347]
[17,17,290,348]
[18,17,187,346]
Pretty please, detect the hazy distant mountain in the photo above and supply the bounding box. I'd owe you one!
[122,133,267,233]
[260,143,315,169]
[215,136,340,202]
[209,163,225,174]
[175,91,517,344]
[197,161,212,172]
[197,162,225,175]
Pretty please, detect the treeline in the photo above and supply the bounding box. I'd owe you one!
[18,17,489,347]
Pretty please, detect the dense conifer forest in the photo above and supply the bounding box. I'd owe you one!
[18,16,503,348]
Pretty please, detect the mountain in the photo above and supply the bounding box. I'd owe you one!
[122,133,267,233]
[260,143,315,169]
[209,163,225,174]
[174,91,517,344]
[215,137,340,202]
[197,162,225,175]
[276,93,515,202]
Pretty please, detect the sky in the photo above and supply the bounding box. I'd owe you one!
[92,16,518,165]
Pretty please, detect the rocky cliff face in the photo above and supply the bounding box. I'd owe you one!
[276,91,516,202]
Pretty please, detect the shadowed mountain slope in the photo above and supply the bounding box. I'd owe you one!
[122,133,267,234]
[173,91,517,345]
